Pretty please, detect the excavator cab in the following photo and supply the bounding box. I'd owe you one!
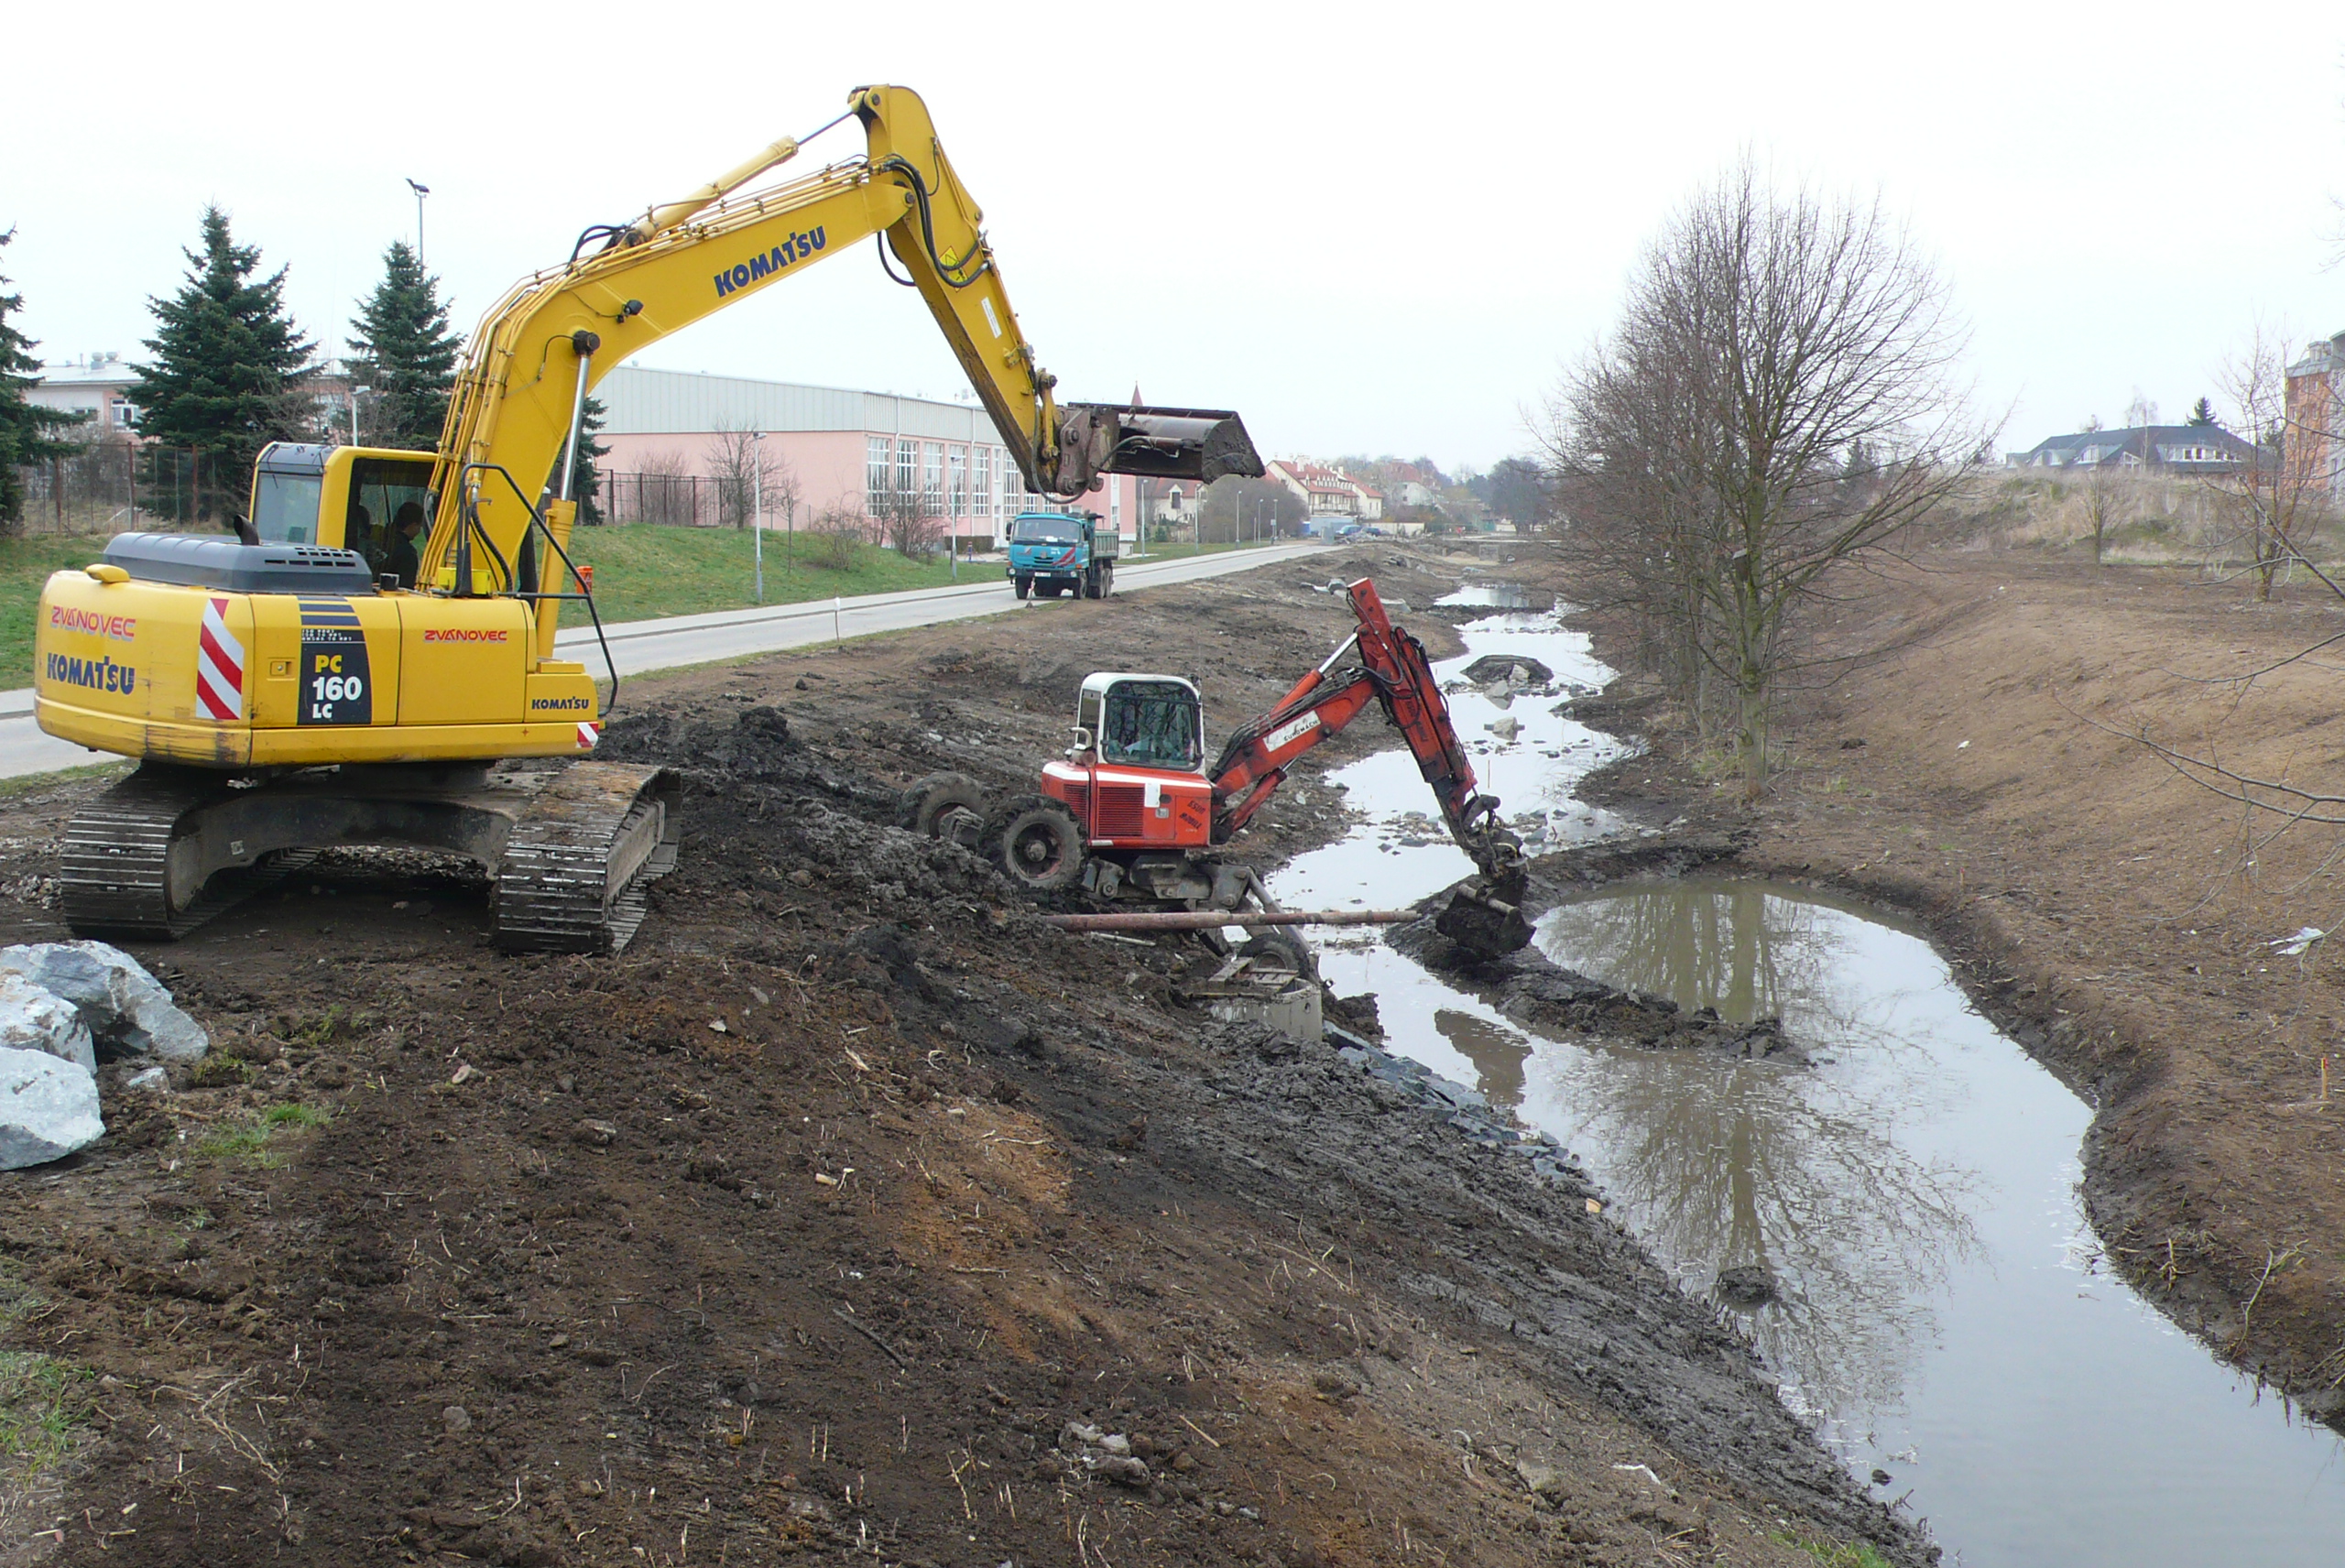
[247,443,438,574]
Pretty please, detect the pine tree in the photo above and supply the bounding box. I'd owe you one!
[0,229,84,531]
[565,395,610,524]
[130,206,316,517]
[2187,396,2218,427]
[346,241,460,450]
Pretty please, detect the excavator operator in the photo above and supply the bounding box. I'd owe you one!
[386,502,426,588]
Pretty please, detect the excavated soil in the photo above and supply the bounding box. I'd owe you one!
[0,550,1922,1567]
[1544,550,2345,1428]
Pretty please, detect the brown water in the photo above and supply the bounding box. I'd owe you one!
[1271,601,2345,1566]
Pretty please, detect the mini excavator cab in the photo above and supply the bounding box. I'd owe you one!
[1043,675,1217,853]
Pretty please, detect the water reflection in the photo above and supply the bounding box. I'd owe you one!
[1434,1008,1532,1109]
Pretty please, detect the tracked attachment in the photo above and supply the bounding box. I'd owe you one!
[1055,404,1264,491]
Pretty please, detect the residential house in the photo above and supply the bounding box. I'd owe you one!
[2004,425,2260,474]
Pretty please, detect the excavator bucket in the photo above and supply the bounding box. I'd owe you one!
[1056,404,1264,490]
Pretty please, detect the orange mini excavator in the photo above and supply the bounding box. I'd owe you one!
[899,579,1532,958]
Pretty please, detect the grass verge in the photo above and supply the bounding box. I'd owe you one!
[566,525,969,623]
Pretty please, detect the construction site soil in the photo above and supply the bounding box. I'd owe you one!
[1551,550,2345,1434]
[0,551,1921,1568]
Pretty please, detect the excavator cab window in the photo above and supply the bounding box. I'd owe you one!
[1099,681,1203,772]
[252,470,323,545]
[342,458,435,572]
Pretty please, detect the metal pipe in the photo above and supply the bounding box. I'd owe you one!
[556,343,594,503]
[1042,909,1415,932]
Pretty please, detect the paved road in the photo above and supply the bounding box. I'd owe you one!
[2,540,1331,780]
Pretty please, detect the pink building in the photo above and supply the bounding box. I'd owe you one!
[593,366,1140,547]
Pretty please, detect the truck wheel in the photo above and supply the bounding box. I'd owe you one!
[1014,573,1031,599]
[899,771,990,846]
[1080,567,1097,600]
[1099,562,1114,597]
[989,796,1085,893]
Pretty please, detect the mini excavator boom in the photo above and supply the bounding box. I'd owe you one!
[33,84,1262,952]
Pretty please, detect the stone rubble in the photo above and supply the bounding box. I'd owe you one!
[0,941,209,1062]
[0,972,97,1075]
[0,1044,104,1171]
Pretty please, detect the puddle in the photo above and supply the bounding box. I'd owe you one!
[1270,604,2345,1564]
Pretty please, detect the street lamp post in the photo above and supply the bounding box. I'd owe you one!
[351,385,370,447]
[750,431,765,604]
[405,179,430,264]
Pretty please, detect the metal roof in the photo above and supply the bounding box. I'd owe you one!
[596,366,1004,443]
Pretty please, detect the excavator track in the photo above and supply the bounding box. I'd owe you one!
[60,770,318,940]
[492,763,682,954]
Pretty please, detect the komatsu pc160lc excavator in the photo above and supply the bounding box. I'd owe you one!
[31,84,1262,953]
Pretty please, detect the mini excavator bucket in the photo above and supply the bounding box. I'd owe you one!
[1055,404,1265,491]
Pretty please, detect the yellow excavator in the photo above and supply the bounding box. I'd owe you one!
[33,84,1263,953]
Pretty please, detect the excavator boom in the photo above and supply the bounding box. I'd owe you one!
[424,83,1261,598]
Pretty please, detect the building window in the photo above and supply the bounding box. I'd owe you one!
[948,448,967,518]
[867,436,890,507]
[922,442,943,505]
[973,447,992,525]
[894,438,917,498]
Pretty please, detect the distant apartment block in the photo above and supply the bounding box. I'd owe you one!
[2285,332,2345,506]
[28,354,141,439]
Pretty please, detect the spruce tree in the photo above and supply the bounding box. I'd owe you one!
[565,395,610,524]
[0,229,83,531]
[347,241,461,450]
[2187,396,2218,427]
[130,206,316,515]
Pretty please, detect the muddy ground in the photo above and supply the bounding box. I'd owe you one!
[1543,550,2345,1427]
[0,551,1919,1567]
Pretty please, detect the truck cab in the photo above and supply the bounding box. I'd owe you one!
[1006,510,1117,600]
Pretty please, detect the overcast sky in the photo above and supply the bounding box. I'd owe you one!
[6,2,2340,471]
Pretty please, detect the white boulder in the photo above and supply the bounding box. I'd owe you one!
[0,942,207,1062]
[0,975,97,1075]
[0,1046,104,1170]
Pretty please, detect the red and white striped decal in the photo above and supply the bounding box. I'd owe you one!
[576,721,600,750]
[194,596,245,721]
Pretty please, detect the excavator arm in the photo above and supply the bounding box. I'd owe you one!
[420,83,1260,599]
[1207,580,1514,874]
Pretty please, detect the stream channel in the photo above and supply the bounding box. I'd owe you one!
[1267,587,2345,1564]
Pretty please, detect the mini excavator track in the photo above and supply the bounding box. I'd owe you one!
[59,761,681,955]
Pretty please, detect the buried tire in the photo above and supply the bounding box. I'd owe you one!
[1239,930,1317,981]
[988,795,1085,893]
[899,771,990,844]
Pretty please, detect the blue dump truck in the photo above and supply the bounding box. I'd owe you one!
[1006,510,1118,600]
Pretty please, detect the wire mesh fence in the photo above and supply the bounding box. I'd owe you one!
[6,444,240,538]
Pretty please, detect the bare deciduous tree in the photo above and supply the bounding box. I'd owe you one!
[2202,325,2331,601]
[704,423,795,531]
[1542,160,1982,795]
[865,471,942,559]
